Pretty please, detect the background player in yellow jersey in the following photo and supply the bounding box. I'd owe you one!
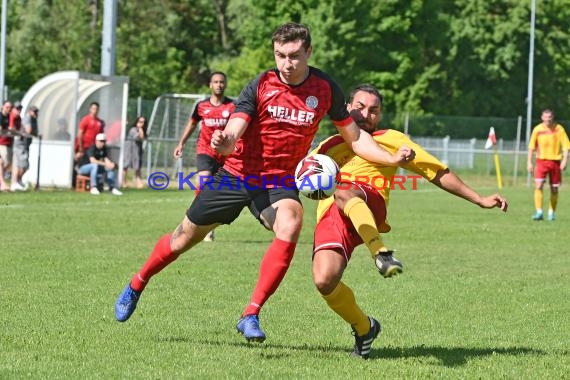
[311,84,508,359]
[527,109,570,221]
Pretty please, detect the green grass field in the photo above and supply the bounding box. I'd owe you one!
[1,181,568,379]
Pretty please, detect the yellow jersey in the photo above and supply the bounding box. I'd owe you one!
[528,123,570,161]
[311,129,447,222]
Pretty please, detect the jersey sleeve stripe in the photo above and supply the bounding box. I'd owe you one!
[372,130,389,137]
[332,116,353,128]
[229,112,252,123]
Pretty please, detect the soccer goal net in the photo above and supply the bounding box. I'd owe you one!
[145,93,205,178]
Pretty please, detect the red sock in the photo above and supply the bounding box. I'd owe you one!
[130,234,180,292]
[242,238,296,316]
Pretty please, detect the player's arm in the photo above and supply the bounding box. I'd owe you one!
[173,118,198,158]
[527,129,538,172]
[211,117,248,155]
[527,147,536,172]
[326,76,412,165]
[560,130,569,171]
[431,168,508,212]
[338,121,413,166]
[211,75,258,156]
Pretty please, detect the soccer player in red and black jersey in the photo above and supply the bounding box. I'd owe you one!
[115,22,413,342]
[174,72,235,241]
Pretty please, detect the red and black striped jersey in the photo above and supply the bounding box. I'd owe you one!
[223,67,352,187]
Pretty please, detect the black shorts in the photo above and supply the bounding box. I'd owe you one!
[196,153,223,174]
[186,168,301,225]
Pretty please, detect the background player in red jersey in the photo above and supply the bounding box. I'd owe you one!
[173,71,235,241]
[311,84,508,359]
[115,23,413,343]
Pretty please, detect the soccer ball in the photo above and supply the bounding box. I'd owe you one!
[294,154,339,200]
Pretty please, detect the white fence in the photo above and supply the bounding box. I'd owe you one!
[140,94,532,187]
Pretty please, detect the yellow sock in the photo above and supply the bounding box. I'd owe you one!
[343,197,385,258]
[549,192,558,212]
[534,189,543,211]
[322,281,370,336]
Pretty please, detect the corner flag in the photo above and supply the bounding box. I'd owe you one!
[485,127,502,189]
[485,127,497,149]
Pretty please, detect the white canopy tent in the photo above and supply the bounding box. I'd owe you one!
[20,71,129,188]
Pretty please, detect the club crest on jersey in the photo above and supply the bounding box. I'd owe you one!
[222,110,230,118]
[305,96,318,109]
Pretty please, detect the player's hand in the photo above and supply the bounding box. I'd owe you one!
[527,163,533,173]
[393,146,415,165]
[211,130,229,152]
[173,144,184,158]
[479,194,508,212]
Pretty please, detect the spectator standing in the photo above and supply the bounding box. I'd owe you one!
[75,102,105,161]
[11,106,39,191]
[123,116,147,189]
[0,101,13,191]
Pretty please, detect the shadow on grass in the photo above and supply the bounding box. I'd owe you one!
[372,345,547,366]
[159,336,349,354]
[158,336,546,366]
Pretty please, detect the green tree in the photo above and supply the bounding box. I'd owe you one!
[7,0,101,93]
[305,0,452,121]
[218,0,313,95]
[116,0,229,97]
[3,0,570,122]
[441,0,531,117]
[532,0,570,120]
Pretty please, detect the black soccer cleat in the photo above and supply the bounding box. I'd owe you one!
[375,251,403,278]
[351,317,381,359]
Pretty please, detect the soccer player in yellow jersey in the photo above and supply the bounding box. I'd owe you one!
[311,84,508,359]
[527,109,570,221]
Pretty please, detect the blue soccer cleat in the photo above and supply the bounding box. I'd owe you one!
[236,315,266,343]
[115,284,141,322]
[547,212,555,221]
[532,211,544,221]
